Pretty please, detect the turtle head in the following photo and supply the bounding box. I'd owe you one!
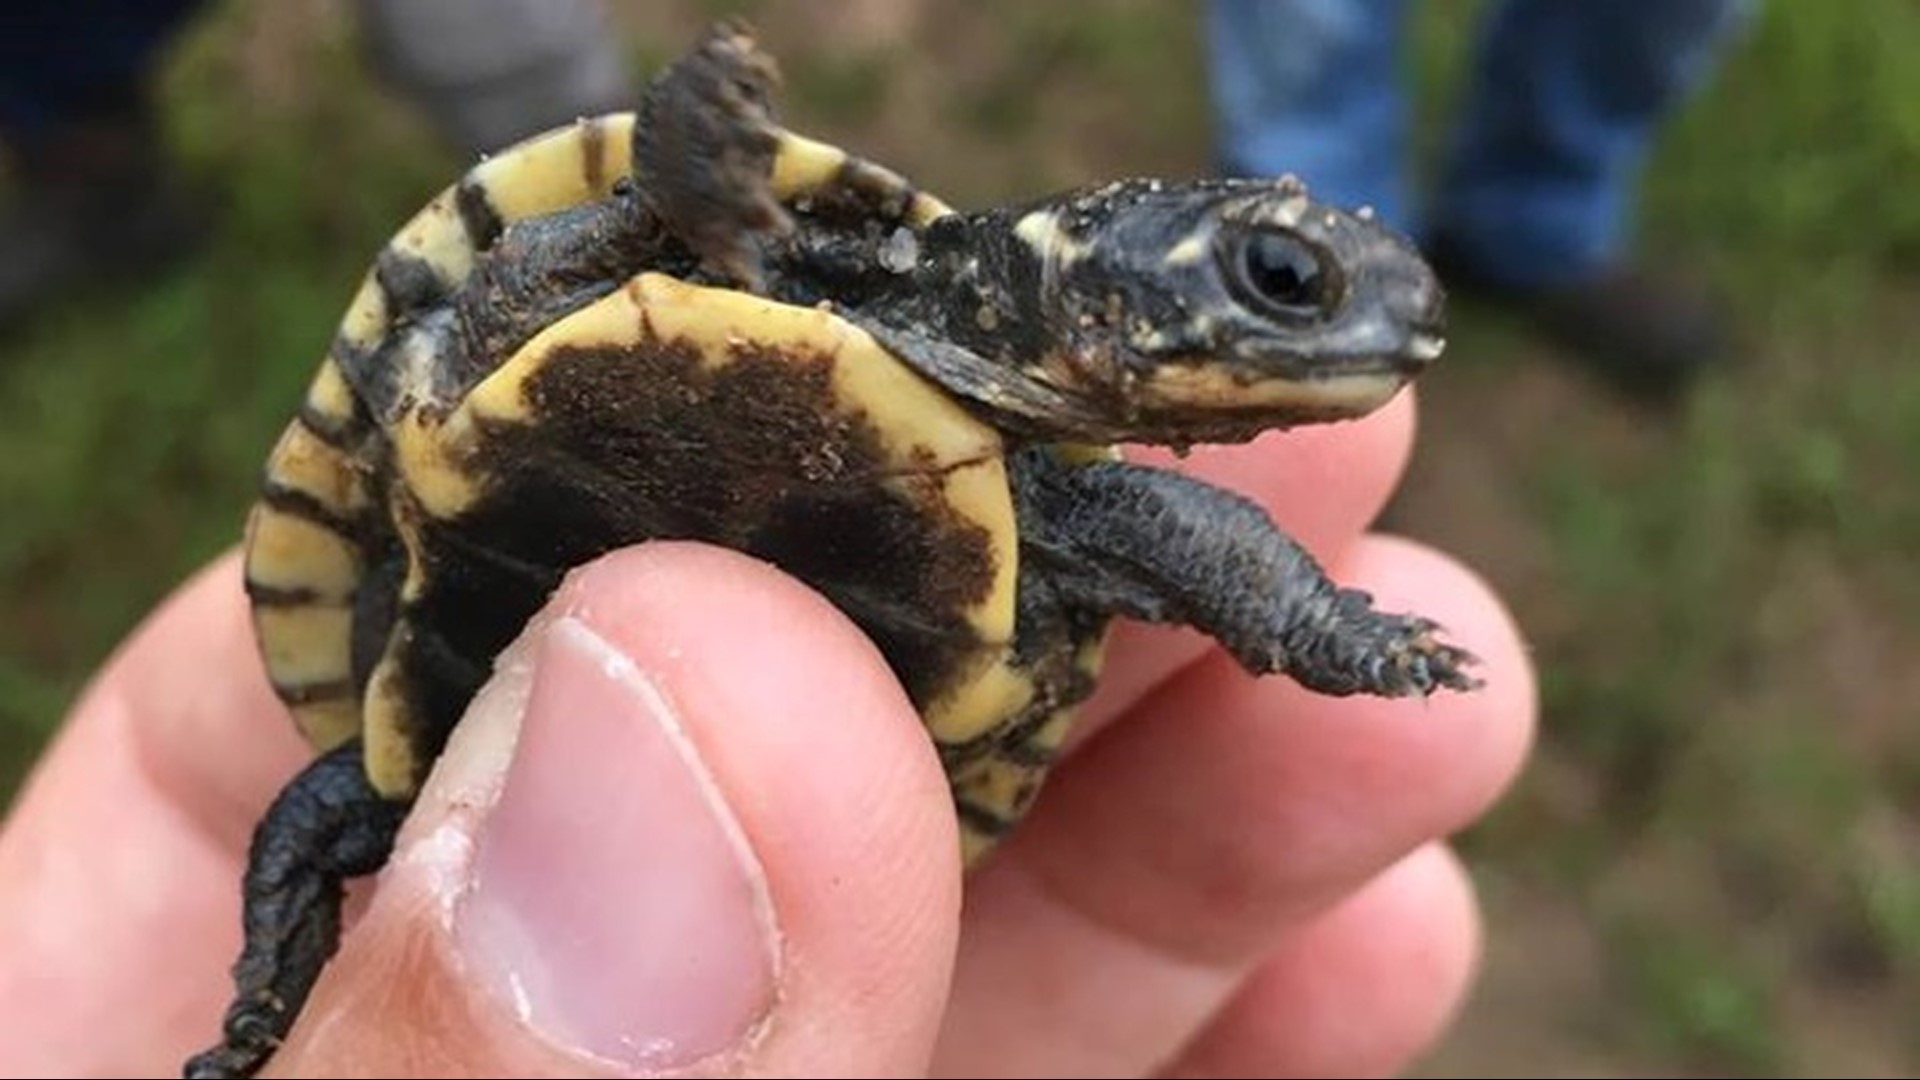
[990,176,1446,445]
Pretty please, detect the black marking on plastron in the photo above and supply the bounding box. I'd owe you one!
[259,483,365,541]
[397,617,496,699]
[931,675,1075,769]
[954,799,1017,838]
[294,404,356,450]
[273,676,357,705]
[995,732,1058,768]
[416,520,571,588]
[455,177,506,251]
[456,327,1002,713]
[245,581,327,607]
[374,249,452,321]
[330,334,376,393]
[988,703,1069,768]
[376,588,531,791]
[350,547,406,695]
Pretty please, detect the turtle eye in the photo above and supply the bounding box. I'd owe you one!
[1228,229,1338,321]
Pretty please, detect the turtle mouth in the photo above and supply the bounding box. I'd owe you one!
[1139,363,1407,417]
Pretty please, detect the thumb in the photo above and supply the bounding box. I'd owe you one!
[264,542,963,1078]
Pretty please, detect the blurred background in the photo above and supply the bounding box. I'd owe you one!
[0,0,1914,1074]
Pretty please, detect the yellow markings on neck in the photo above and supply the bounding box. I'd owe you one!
[1014,209,1093,266]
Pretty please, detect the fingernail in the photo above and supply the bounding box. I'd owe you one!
[455,615,779,1069]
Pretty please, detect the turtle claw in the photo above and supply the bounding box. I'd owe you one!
[1368,614,1482,697]
[1394,622,1484,696]
[1275,598,1484,700]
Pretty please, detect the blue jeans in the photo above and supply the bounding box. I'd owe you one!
[0,0,626,158]
[1207,0,1754,288]
[0,0,205,148]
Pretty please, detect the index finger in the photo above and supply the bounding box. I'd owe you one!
[0,553,306,1077]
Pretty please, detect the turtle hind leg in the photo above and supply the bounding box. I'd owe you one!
[634,20,791,289]
[184,740,407,1080]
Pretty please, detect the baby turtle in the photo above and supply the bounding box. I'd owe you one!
[188,22,1475,1079]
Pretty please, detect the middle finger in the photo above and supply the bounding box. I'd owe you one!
[932,537,1535,1078]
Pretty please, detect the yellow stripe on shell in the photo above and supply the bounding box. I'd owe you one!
[245,504,361,601]
[255,605,355,692]
[291,699,361,754]
[952,705,1079,867]
[465,272,1007,478]
[264,422,371,519]
[360,625,422,798]
[959,825,995,867]
[338,275,390,355]
[768,131,848,201]
[906,191,956,227]
[926,649,1036,746]
[935,458,1016,648]
[467,113,636,222]
[303,358,358,429]
[387,189,477,293]
[769,130,954,226]
[390,408,484,520]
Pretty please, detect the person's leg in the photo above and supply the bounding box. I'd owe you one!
[0,0,206,156]
[355,0,635,157]
[0,0,211,331]
[1205,0,1415,226]
[1427,0,1755,395]
[1431,0,1754,288]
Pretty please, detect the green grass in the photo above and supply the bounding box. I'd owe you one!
[2,1,1916,1074]
[1411,1,1920,1072]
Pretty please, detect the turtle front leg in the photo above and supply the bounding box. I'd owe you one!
[1010,449,1479,698]
[184,740,407,1080]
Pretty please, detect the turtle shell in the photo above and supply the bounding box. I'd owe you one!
[243,114,1084,854]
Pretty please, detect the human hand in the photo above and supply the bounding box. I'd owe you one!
[0,390,1534,1078]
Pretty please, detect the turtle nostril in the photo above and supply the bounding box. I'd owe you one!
[1406,268,1447,329]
